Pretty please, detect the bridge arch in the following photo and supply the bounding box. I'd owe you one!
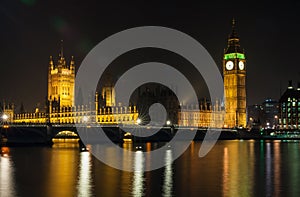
[54,130,78,138]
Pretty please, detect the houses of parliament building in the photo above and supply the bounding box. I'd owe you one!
[4,20,247,128]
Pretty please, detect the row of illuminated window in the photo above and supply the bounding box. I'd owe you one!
[281,113,300,117]
[51,113,89,118]
[281,118,300,124]
[287,97,298,102]
[282,108,300,113]
[98,116,135,122]
[61,86,71,96]
[50,116,135,124]
[51,86,71,96]
[282,101,300,107]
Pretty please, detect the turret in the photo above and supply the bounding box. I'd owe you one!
[49,56,54,70]
[70,56,75,74]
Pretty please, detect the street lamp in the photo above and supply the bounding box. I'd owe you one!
[136,118,141,125]
[166,120,171,126]
[2,114,8,121]
[266,122,270,129]
[83,116,89,123]
[274,115,278,129]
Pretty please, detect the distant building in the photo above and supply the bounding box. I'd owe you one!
[134,85,179,125]
[278,81,300,129]
[247,104,263,128]
[178,99,224,128]
[261,99,279,129]
[247,99,279,129]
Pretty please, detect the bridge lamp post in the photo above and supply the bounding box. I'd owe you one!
[83,116,91,129]
[83,116,89,123]
[2,114,8,121]
[1,114,9,140]
[136,118,141,125]
[166,120,171,126]
[1,114,9,127]
[166,120,174,136]
[274,115,278,129]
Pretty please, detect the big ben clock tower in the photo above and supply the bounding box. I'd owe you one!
[223,19,247,128]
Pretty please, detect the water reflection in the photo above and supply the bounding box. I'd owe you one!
[123,141,133,170]
[286,141,300,196]
[46,141,79,196]
[222,147,229,196]
[273,141,281,197]
[260,141,283,196]
[1,146,10,157]
[163,149,173,197]
[77,151,93,197]
[132,151,145,197]
[221,140,255,197]
[265,142,272,196]
[2,141,300,196]
[0,147,16,197]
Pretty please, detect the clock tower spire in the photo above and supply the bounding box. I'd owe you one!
[223,19,247,128]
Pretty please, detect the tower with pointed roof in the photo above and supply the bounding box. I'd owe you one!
[223,19,247,128]
[48,40,75,108]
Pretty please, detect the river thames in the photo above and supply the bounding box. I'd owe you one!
[1,140,300,197]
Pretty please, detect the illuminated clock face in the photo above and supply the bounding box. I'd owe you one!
[238,61,245,70]
[225,61,234,70]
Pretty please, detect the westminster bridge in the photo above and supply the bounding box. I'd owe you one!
[0,123,180,146]
[2,123,300,147]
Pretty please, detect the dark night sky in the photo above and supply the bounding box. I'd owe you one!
[1,0,300,111]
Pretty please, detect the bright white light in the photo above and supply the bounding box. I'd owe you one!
[83,116,89,123]
[163,149,173,197]
[2,114,8,121]
[136,118,141,124]
[0,152,16,196]
[132,151,144,196]
[77,152,92,197]
[166,120,171,126]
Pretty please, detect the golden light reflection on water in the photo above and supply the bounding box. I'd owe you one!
[123,141,133,171]
[2,140,300,196]
[0,147,16,197]
[222,147,229,196]
[46,141,79,197]
[52,138,79,149]
[221,140,255,197]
